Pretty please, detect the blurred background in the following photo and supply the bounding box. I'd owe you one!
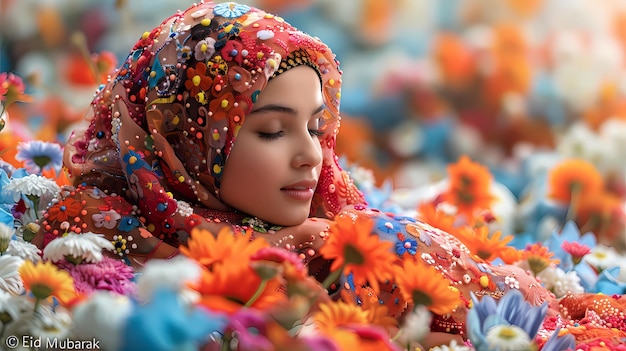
[1,0,626,200]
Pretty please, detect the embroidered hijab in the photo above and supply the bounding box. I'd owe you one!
[63,1,365,241]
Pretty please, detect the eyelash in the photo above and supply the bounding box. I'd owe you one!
[258,129,324,140]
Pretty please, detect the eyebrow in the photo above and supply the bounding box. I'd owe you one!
[250,103,326,116]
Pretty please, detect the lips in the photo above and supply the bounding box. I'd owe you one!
[281,180,317,201]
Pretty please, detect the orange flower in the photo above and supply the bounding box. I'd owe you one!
[442,156,495,220]
[319,212,396,293]
[46,197,82,223]
[416,202,457,235]
[184,62,212,102]
[395,258,461,315]
[498,245,524,265]
[42,167,72,187]
[456,226,513,262]
[180,226,268,270]
[522,243,560,276]
[19,260,76,305]
[360,296,398,332]
[193,260,285,314]
[314,301,370,333]
[575,192,624,244]
[547,159,604,203]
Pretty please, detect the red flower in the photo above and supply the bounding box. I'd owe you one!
[46,198,83,223]
[561,241,591,265]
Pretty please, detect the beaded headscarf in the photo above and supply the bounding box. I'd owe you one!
[63,1,365,235]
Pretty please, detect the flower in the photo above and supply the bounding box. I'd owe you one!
[541,328,576,351]
[547,158,603,203]
[3,173,60,204]
[180,226,267,270]
[395,304,431,345]
[546,221,596,272]
[213,2,251,18]
[45,197,82,223]
[0,255,24,295]
[416,202,458,235]
[484,324,532,351]
[319,212,396,293]
[522,243,560,276]
[536,266,584,298]
[6,239,42,262]
[584,244,622,272]
[0,290,32,323]
[18,260,76,304]
[395,258,460,315]
[456,226,512,262]
[6,304,73,342]
[92,209,121,230]
[561,241,591,265]
[194,37,216,61]
[0,221,13,254]
[43,232,114,264]
[136,256,200,302]
[574,192,624,244]
[467,289,548,351]
[119,288,226,351]
[184,62,213,103]
[441,155,495,220]
[313,301,370,333]
[0,72,32,115]
[15,140,63,173]
[193,258,285,314]
[72,291,133,351]
[56,256,136,296]
[428,340,473,351]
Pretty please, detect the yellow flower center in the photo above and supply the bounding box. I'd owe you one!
[193,75,202,87]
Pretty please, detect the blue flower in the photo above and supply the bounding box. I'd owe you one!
[118,216,141,232]
[541,328,575,351]
[119,288,226,351]
[123,150,151,175]
[545,221,596,272]
[591,266,626,295]
[467,289,548,351]
[15,140,63,174]
[213,2,251,18]
[395,238,417,256]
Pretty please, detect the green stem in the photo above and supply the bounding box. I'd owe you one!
[565,184,581,224]
[322,263,345,290]
[244,279,268,307]
[33,298,41,314]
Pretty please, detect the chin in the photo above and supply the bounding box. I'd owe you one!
[269,212,309,227]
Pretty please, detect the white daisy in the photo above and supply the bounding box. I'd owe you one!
[5,305,72,343]
[3,174,60,203]
[0,222,14,254]
[584,244,621,272]
[396,305,431,345]
[43,232,115,264]
[428,339,473,351]
[485,325,532,351]
[136,256,201,303]
[0,255,25,295]
[72,291,132,351]
[0,290,31,323]
[6,239,41,262]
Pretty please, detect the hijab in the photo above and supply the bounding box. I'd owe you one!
[62,1,366,243]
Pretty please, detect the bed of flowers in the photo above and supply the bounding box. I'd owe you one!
[1,69,626,351]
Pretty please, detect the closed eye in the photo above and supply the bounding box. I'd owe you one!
[258,131,284,140]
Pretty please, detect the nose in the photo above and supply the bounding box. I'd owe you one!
[292,133,323,169]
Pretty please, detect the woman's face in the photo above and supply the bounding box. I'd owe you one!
[219,65,324,226]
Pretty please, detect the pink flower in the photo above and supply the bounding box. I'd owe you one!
[57,256,136,296]
[92,210,121,229]
[562,241,591,265]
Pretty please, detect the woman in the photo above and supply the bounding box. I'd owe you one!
[33,1,573,344]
